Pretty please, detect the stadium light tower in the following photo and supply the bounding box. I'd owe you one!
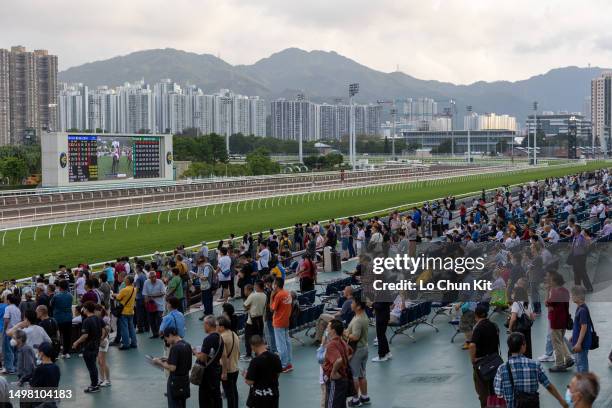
[466,105,473,162]
[297,93,305,163]
[532,101,538,165]
[349,83,359,170]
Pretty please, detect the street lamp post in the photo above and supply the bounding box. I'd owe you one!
[390,106,397,159]
[466,105,473,162]
[222,97,232,157]
[349,83,359,170]
[532,101,538,165]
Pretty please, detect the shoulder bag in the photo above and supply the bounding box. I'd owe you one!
[190,334,223,385]
[112,288,135,318]
[507,361,539,408]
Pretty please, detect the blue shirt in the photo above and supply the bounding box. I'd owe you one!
[0,303,6,331]
[159,310,185,338]
[135,273,147,300]
[104,267,115,283]
[51,291,74,324]
[572,304,592,349]
[494,355,551,408]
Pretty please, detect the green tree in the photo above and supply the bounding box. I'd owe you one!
[0,157,29,185]
[246,148,280,175]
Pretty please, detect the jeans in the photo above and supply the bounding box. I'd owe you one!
[348,237,356,258]
[201,289,213,316]
[265,320,277,353]
[135,298,149,332]
[83,349,99,387]
[326,378,348,408]
[221,371,239,408]
[148,311,163,336]
[274,327,292,368]
[118,315,137,348]
[574,349,589,373]
[2,332,15,372]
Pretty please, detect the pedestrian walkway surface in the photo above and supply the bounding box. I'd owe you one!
[12,264,612,408]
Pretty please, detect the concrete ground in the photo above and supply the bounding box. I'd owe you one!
[6,262,612,408]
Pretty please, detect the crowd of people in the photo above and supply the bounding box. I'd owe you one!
[0,168,610,408]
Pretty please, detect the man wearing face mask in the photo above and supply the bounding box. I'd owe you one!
[565,372,599,408]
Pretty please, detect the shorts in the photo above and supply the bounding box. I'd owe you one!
[349,346,368,378]
[220,281,232,290]
[99,338,109,353]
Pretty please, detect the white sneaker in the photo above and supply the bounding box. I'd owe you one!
[64,354,71,359]
[371,355,389,362]
[99,380,111,387]
[537,354,554,362]
[385,352,393,359]
[239,355,252,362]
[373,338,379,346]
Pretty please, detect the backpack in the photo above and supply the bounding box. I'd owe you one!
[290,297,300,328]
[209,268,219,291]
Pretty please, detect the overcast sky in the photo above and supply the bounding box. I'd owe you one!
[2,0,612,84]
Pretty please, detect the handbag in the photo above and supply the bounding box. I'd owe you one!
[586,308,599,350]
[145,299,158,313]
[316,344,326,365]
[112,288,135,317]
[190,334,223,385]
[507,362,539,408]
[514,303,533,332]
[486,395,507,408]
[476,353,504,382]
[566,313,573,331]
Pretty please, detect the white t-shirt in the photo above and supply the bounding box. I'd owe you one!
[511,301,532,318]
[547,229,560,243]
[218,256,232,282]
[75,276,86,295]
[23,325,52,348]
[3,304,21,329]
[258,248,271,270]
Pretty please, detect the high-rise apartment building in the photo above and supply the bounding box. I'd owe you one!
[591,72,612,152]
[0,46,58,145]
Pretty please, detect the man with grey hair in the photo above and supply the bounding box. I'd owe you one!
[193,315,223,408]
[570,286,593,373]
[565,372,599,408]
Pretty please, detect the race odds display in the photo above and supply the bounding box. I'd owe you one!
[41,133,174,187]
[67,135,163,182]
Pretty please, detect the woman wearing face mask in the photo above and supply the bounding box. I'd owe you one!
[565,372,599,408]
[29,341,61,407]
[12,329,37,387]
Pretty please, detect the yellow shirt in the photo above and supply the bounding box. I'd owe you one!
[117,285,137,315]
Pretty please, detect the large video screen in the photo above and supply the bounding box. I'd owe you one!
[67,135,163,183]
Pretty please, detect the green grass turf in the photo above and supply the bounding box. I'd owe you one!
[97,155,132,179]
[1,162,610,279]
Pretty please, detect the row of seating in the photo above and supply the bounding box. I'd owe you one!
[388,301,437,344]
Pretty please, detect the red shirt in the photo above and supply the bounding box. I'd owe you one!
[323,337,350,379]
[546,287,570,330]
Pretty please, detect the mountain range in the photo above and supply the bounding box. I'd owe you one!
[59,47,604,123]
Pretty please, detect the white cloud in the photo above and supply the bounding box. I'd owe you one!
[1,0,611,83]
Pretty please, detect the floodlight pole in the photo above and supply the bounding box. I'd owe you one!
[223,97,232,157]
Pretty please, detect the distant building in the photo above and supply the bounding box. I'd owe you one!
[464,112,517,131]
[0,46,58,145]
[525,111,592,158]
[591,72,612,152]
[270,98,380,141]
[401,129,516,154]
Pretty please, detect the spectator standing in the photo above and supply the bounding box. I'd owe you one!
[298,253,317,293]
[371,301,391,362]
[469,304,500,408]
[570,286,594,373]
[12,329,37,386]
[1,294,21,374]
[113,275,137,350]
[570,226,593,292]
[270,278,293,373]
[508,286,534,359]
[166,268,185,313]
[153,327,192,408]
[29,341,61,406]
[72,301,106,393]
[50,280,73,359]
[194,315,224,408]
[345,298,370,407]
[159,297,186,338]
[545,272,573,372]
[134,266,149,334]
[218,316,240,408]
[142,271,166,339]
[94,304,111,387]
[242,282,266,361]
[494,332,567,408]
[244,335,282,408]
[323,319,352,408]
